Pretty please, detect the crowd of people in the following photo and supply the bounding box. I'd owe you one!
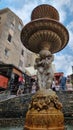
[9,72,73,96]
[51,72,73,91]
[16,75,39,95]
[9,73,38,96]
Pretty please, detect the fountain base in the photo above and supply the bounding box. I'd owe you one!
[24,89,65,130]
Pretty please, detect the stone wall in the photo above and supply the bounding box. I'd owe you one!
[56,90,73,125]
[0,118,24,127]
[0,94,31,118]
[0,91,73,126]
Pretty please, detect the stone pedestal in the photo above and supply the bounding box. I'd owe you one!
[24,90,65,130]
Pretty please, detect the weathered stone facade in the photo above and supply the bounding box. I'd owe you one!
[0,8,23,66]
[0,91,73,126]
[0,8,36,72]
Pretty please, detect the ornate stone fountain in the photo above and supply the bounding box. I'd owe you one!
[21,4,69,130]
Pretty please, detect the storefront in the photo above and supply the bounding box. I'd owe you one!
[0,64,24,91]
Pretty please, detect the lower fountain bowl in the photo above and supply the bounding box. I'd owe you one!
[24,107,65,130]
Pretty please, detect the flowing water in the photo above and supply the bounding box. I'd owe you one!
[0,125,73,130]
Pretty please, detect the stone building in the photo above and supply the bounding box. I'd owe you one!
[0,8,36,72]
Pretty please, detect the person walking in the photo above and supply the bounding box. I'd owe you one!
[66,76,73,91]
[9,73,15,95]
[17,74,25,95]
[55,80,60,91]
[59,72,66,91]
[51,78,56,91]
[31,82,36,94]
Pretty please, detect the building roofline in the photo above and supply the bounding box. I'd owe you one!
[0,8,23,25]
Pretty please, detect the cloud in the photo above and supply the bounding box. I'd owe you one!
[67,22,73,50]
[2,0,73,24]
[54,53,73,76]
[10,0,72,76]
[3,0,73,76]
[48,0,72,23]
[10,1,38,24]
[8,0,71,23]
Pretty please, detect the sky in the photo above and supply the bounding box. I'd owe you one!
[0,0,73,76]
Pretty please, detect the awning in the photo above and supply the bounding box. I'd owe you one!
[25,66,37,76]
[13,68,22,76]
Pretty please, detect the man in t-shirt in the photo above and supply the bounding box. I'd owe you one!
[59,72,66,91]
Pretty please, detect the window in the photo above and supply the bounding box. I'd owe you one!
[18,23,22,31]
[10,22,15,30]
[4,48,10,57]
[7,34,12,42]
[21,49,24,56]
[19,60,23,67]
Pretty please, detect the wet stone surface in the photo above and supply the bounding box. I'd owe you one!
[0,91,73,126]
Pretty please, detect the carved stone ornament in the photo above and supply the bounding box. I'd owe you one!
[24,89,65,130]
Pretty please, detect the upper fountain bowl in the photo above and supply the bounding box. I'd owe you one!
[31,4,59,21]
[21,4,69,54]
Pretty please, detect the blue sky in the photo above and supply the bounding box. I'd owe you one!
[0,0,73,76]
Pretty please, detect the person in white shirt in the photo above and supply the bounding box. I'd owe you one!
[66,80,73,91]
[55,80,60,91]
